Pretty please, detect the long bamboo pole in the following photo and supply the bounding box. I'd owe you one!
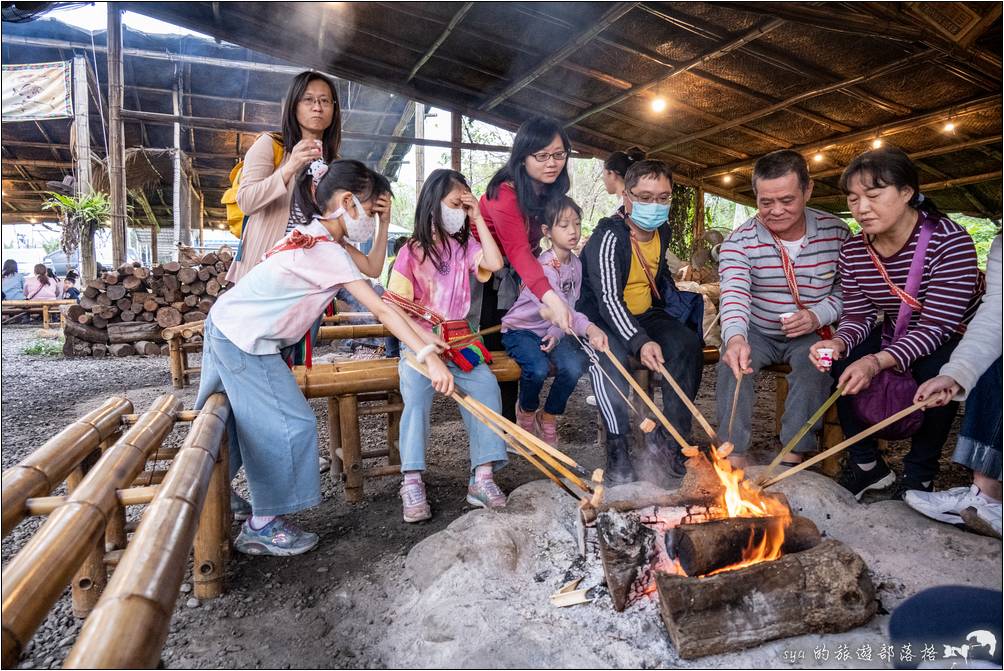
[2,396,133,537]
[654,362,718,443]
[603,351,693,450]
[761,400,928,488]
[1,395,181,667]
[758,387,843,485]
[65,393,230,669]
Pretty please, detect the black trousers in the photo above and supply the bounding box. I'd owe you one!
[832,327,960,482]
[479,279,518,421]
[590,309,703,445]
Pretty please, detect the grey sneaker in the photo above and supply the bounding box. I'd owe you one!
[230,490,252,522]
[466,479,507,509]
[234,517,319,556]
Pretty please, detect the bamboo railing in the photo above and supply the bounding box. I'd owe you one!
[1,393,234,669]
[2,396,133,536]
[64,393,231,668]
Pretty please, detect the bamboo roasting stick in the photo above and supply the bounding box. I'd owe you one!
[403,353,593,494]
[758,387,843,485]
[447,323,502,346]
[569,333,652,431]
[654,362,718,443]
[761,399,929,488]
[727,373,743,441]
[603,350,694,450]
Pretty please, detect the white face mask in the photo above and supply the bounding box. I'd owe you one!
[440,202,467,235]
[328,195,376,245]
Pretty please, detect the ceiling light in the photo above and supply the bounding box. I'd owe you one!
[944,121,956,132]
[872,138,883,149]
[723,175,732,184]
[651,97,667,113]
[813,152,825,163]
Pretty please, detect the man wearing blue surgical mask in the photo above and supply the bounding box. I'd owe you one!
[577,160,703,486]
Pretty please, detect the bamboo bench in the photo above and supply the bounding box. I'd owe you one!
[2,299,76,329]
[1,393,232,668]
[293,353,521,502]
[164,317,391,389]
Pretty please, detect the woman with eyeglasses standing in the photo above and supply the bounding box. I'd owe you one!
[226,71,342,284]
[475,117,576,420]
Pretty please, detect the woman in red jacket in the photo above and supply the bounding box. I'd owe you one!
[476,117,575,419]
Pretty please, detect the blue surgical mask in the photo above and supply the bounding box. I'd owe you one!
[629,201,669,231]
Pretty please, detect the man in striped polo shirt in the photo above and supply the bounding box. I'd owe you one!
[717,150,850,468]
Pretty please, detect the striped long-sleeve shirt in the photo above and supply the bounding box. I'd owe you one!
[719,208,850,345]
[835,213,984,371]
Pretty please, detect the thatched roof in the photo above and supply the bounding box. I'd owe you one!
[115,1,1002,219]
[1,16,417,227]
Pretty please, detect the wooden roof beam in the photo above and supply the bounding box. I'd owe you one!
[651,48,936,154]
[808,170,1002,205]
[639,3,911,117]
[566,18,786,126]
[699,94,1002,179]
[406,2,474,83]
[479,2,636,111]
[377,101,416,173]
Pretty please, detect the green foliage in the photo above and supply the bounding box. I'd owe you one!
[954,215,1000,269]
[41,238,61,254]
[42,191,112,255]
[666,183,696,260]
[22,338,63,357]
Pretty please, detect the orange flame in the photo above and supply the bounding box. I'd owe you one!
[705,445,790,574]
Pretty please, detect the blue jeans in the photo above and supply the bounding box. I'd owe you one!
[397,347,507,479]
[502,329,588,415]
[195,319,321,516]
[955,358,1003,479]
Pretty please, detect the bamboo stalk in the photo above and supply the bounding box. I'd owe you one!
[727,373,743,441]
[1,395,181,668]
[25,485,160,516]
[758,387,843,484]
[317,324,392,341]
[655,362,718,443]
[123,410,200,424]
[322,312,374,323]
[603,350,694,450]
[64,394,230,669]
[761,400,928,488]
[2,396,133,537]
[193,427,229,599]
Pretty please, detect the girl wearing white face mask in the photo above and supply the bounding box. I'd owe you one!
[197,160,453,556]
[383,169,506,523]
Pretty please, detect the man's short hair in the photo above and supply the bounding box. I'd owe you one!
[751,150,810,194]
[624,159,673,193]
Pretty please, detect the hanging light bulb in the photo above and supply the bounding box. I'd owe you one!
[944,120,956,132]
[651,97,667,113]
[872,138,883,149]
[813,152,825,163]
[723,174,733,184]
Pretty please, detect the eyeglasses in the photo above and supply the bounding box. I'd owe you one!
[300,96,335,109]
[627,189,672,205]
[529,150,568,163]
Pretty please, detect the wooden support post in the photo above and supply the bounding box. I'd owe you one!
[774,374,788,437]
[168,337,185,389]
[150,226,159,265]
[198,190,205,249]
[67,458,106,618]
[72,55,97,281]
[327,397,342,476]
[181,340,192,386]
[387,390,402,466]
[41,305,50,329]
[415,103,425,195]
[693,185,705,245]
[107,4,127,268]
[193,434,228,599]
[338,394,363,502]
[172,67,183,255]
[451,111,462,172]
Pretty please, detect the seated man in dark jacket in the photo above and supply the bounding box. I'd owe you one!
[577,160,703,485]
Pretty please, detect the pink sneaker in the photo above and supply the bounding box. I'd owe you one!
[515,403,539,437]
[400,479,432,523]
[466,479,507,509]
[536,411,558,446]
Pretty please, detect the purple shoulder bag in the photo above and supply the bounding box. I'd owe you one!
[851,220,934,439]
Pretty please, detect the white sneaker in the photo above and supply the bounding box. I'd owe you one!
[904,485,991,525]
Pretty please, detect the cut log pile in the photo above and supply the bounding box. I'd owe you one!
[62,249,233,357]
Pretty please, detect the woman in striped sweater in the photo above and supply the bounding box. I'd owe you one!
[809,147,984,501]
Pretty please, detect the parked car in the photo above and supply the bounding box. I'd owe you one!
[44,248,140,276]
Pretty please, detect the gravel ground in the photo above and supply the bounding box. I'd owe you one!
[0,324,971,668]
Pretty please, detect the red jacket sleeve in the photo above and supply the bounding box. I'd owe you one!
[478,184,551,301]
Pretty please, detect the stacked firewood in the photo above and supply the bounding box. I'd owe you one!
[63,248,233,357]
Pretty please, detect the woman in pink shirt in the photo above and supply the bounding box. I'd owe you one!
[23,264,59,300]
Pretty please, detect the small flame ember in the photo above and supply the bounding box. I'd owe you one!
[705,444,791,574]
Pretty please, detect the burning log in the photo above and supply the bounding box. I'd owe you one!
[656,539,877,659]
[667,515,822,577]
[595,510,656,612]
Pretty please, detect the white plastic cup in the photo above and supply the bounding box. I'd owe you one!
[817,348,834,370]
[779,312,794,323]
